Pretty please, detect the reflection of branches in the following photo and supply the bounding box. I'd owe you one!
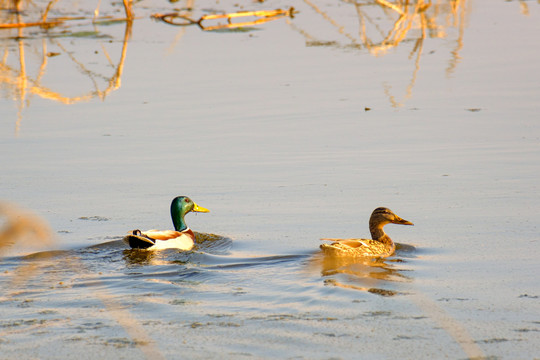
[1,0,134,133]
[357,1,433,56]
[446,0,466,76]
[1,0,133,28]
[292,0,469,107]
[103,21,131,97]
[1,18,132,135]
[152,7,295,31]
[302,0,359,45]
[384,1,429,104]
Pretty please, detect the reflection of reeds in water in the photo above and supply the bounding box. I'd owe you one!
[0,1,292,135]
[152,8,295,31]
[0,0,132,136]
[0,0,134,27]
[0,201,165,359]
[292,0,469,107]
[363,0,466,104]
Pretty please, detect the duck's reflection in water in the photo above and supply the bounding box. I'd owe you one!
[311,243,416,297]
[122,248,160,266]
[122,247,197,267]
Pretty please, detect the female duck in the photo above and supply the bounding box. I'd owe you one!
[320,207,413,258]
[123,196,209,250]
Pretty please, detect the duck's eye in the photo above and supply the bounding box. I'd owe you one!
[184,198,190,203]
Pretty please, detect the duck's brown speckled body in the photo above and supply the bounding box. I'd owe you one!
[320,207,413,258]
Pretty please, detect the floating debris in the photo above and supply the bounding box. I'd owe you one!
[518,294,539,299]
[78,216,110,222]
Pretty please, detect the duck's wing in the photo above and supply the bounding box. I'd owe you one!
[143,229,183,240]
[123,229,185,249]
[320,238,370,248]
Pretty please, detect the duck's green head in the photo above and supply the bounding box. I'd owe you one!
[170,196,210,231]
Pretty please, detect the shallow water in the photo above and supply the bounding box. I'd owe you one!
[1,0,539,359]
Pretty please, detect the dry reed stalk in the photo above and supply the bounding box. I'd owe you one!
[41,0,60,22]
[152,7,294,29]
[0,202,53,254]
[200,8,294,21]
[123,0,134,21]
[0,20,63,29]
[375,0,405,15]
[201,16,288,31]
[1,202,55,293]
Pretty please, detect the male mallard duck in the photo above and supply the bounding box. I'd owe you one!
[320,207,413,258]
[123,196,209,250]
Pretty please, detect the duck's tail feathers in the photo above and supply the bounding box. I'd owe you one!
[123,229,156,249]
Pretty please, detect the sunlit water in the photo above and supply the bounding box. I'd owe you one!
[1,1,539,359]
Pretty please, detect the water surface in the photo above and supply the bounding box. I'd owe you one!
[1,1,539,359]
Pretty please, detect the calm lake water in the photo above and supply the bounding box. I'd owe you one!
[1,0,539,359]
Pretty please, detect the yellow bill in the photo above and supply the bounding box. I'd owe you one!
[192,202,210,213]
